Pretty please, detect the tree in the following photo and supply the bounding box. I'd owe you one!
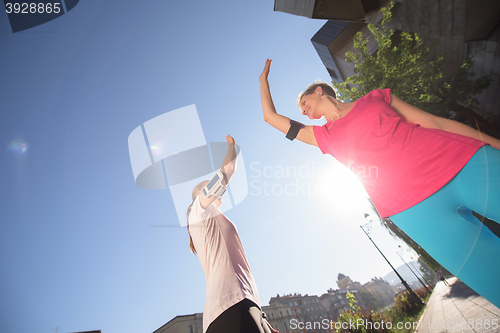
[418,257,438,284]
[366,198,447,279]
[346,291,361,311]
[359,289,382,310]
[379,217,448,275]
[332,2,498,138]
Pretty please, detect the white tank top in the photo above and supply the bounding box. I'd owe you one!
[188,196,260,332]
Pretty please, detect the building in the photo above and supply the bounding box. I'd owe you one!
[274,0,383,21]
[153,313,203,333]
[311,20,379,84]
[276,0,500,120]
[267,293,330,332]
[320,288,366,319]
[265,287,374,331]
[153,283,383,333]
[262,295,298,332]
[337,273,362,290]
[310,13,382,83]
[275,0,386,84]
[336,273,395,310]
[384,0,500,120]
[152,297,326,333]
[362,277,397,307]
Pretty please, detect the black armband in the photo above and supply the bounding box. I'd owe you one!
[286,120,305,141]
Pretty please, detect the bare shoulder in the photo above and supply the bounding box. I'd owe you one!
[297,125,318,147]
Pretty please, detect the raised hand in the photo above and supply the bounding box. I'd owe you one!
[259,59,272,83]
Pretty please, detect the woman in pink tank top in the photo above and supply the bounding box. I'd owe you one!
[259,59,500,308]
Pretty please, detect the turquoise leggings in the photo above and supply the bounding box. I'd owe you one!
[390,146,500,308]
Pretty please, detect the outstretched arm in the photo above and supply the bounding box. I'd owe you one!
[198,135,237,209]
[391,94,500,149]
[259,59,317,147]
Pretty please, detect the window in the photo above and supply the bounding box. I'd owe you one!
[189,325,193,333]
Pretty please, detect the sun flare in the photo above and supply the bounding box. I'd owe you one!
[315,160,369,216]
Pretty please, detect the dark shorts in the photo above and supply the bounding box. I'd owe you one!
[206,298,271,333]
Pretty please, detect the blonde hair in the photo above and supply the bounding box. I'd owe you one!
[186,180,209,254]
[297,81,337,109]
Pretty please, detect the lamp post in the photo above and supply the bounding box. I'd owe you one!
[410,256,435,288]
[396,246,431,294]
[361,213,424,307]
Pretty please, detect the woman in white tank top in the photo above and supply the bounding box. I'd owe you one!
[186,135,276,333]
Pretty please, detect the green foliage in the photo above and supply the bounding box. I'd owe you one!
[359,289,383,310]
[418,257,441,284]
[389,287,429,319]
[367,199,446,278]
[346,292,361,311]
[332,1,490,118]
[381,217,444,273]
[336,287,431,333]
[336,309,392,333]
[390,292,420,318]
[444,57,492,118]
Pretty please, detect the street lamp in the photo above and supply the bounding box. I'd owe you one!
[361,213,424,307]
[409,256,435,288]
[396,246,431,294]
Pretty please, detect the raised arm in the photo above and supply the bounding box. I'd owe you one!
[220,134,237,184]
[391,94,500,150]
[259,59,317,147]
[198,135,237,209]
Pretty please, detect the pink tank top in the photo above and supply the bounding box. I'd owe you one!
[313,89,486,218]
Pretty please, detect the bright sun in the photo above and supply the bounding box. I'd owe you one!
[315,160,370,216]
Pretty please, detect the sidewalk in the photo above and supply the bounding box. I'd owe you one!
[417,277,500,333]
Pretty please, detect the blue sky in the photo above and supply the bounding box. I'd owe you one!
[0,1,417,332]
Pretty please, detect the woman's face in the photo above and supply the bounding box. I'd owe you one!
[300,89,325,120]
